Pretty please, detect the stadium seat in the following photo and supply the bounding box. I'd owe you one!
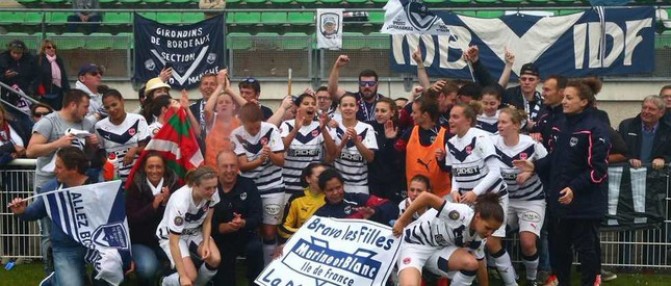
[445,0,469,4]
[15,0,40,6]
[138,12,158,21]
[119,0,143,4]
[143,0,166,4]
[371,0,388,3]
[234,12,261,25]
[50,33,87,50]
[501,0,523,4]
[363,32,390,49]
[86,33,115,49]
[105,12,131,24]
[47,12,70,23]
[475,0,498,4]
[228,32,253,50]
[243,0,268,4]
[320,0,343,3]
[25,12,46,25]
[182,13,205,23]
[295,0,317,4]
[342,32,366,49]
[261,12,288,25]
[287,12,314,25]
[0,33,39,51]
[166,0,192,4]
[368,11,385,24]
[270,0,293,4]
[0,12,24,23]
[116,33,133,49]
[557,9,582,15]
[98,0,118,5]
[346,0,369,4]
[282,32,310,49]
[527,0,549,4]
[554,0,576,4]
[478,10,504,19]
[456,11,477,17]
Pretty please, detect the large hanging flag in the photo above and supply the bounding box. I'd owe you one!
[43,180,131,285]
[316,9,344,49]
[125,107,203,189]
[381,0,451,35]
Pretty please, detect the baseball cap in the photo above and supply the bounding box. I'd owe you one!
[78,63,102,76]
[520,63,540,77]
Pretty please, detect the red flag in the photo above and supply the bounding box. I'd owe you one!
[125,107,203,189]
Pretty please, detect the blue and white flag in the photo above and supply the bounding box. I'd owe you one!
[382,0,451,35]
[44,180,131,286]
[256,216,401,286]
[387,3,655,78]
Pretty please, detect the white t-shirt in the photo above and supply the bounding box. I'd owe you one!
[95,113,150,180]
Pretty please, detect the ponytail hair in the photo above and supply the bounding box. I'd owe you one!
[566,77,602,108]
[474,192,504,224]
[499,107,527,127]
[185,166,218,186]
[455,101,483,127]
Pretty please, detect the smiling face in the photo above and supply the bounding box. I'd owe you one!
[449,105,471,136]
[358,75,378,100]
[562,87,588,115]
[144,156,165,185]
[481,94,500,117]
[103,96,125,122]
[374,101,393,124]
[542,78,563,107]
[323,177,345,204]
[217,152,239,185]
[316,90,332,112]
[199,75,217,100]
[299,96,317,121]
[640,99,665,126]
[339,96,358,120]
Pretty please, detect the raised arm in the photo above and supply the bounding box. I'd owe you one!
[498,48,515,88]
[412,49,431,89]
[327,55,349,101]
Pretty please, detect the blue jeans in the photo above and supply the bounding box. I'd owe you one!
[132,244,166,284]
[36,186,53,275]
[52,245,87,286]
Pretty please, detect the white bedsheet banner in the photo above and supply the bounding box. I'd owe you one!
[256,216,402,286]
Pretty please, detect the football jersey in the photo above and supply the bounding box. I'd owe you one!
[333,121,378,190]
[403,201,486,260]
[231,122,285,194]
[476,110,500,135]
[95,113,150,180]
[280,120,334,195]
[147,122,163,138]
[156,185,220,240]
[493,134,547,201]
[446,127,505,195]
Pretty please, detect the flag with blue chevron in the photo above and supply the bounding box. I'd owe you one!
[43,180,131,285]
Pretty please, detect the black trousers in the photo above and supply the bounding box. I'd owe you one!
[213,233,264,286]
[548,217,601,286]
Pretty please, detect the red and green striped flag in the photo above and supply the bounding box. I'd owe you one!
[125,107,203,189]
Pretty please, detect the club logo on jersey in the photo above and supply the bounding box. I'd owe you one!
[449,210,460,220]
[434,234,447,244]
[311,129,320,137]
[357,135,363,142]
[152,128,159,135]
[465,146,472,154]
[570,136,578,147]
[403,257,411,265]
[174,216,184,226]
[240,192,247,201]
[260,137,269,145]
[128,128,136,136]
[344,205,352,215]
[519,152,528,160]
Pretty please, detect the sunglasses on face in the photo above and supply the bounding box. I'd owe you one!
[45,46,55,50]
[359,80,377,87]
[243,77,257,83]
[88,72,102,77]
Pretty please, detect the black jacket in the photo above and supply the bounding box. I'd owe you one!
[367,121,404,202]
[0,51,38,95]
[537,108,610,219]
[212,176,262,241]
[125,168,181,247]
[33,54,70,95]
[618,115,671,163]
[532,104,564,150]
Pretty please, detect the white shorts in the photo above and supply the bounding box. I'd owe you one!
[261,192,285,225]
[492,194,509,238]
[397,241,439,274]
[425,246,462,278]
[344,184,368,194]
[159,232,204,268]
[507,199,545,237]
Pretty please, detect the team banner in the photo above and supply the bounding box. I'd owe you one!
[43,180,131,285]
[133,14,225,89]
[317,9,344,49]
[386,2,655,78]
[256,216,402,286]
[604,164,667,231]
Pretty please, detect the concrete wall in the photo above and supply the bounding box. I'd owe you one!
[109,79,664,128]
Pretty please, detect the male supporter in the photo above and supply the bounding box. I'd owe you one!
[233,76,295,127]
[315,86,338,119]
[395,97,451,198]
[398,80,458,132]
[532,75,567,148]
[9,147,102,285]
[314,168,398,225]
[327,55,384,122]
[659,85,671,126]
[67,0,102,34]
[74,63,105,122]
[212,151,264,286]
[467,46,543,129]
[618,95,671,170]
[27,89,99,275]
[189,73,218,148]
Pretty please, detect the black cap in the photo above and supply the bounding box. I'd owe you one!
[520,63,540,77]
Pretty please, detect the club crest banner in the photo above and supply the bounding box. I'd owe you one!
[256,216,401,286]
[317,9,344,49]
[385,1,655,78]
[133,14,224,89]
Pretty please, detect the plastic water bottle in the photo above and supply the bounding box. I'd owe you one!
[103,153,119,181]
[4,259,15,271]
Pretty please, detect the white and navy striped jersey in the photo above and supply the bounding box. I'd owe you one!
[231,122,285,194]
[493,134,547,201]
[280,120,334,195]
[95,113,150,180]
[403,201,486,260]
[334,121,378,192]
[476,110,500,135]
[446,127,506,196]
[156,185,220,240]
[147,121,163,139]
